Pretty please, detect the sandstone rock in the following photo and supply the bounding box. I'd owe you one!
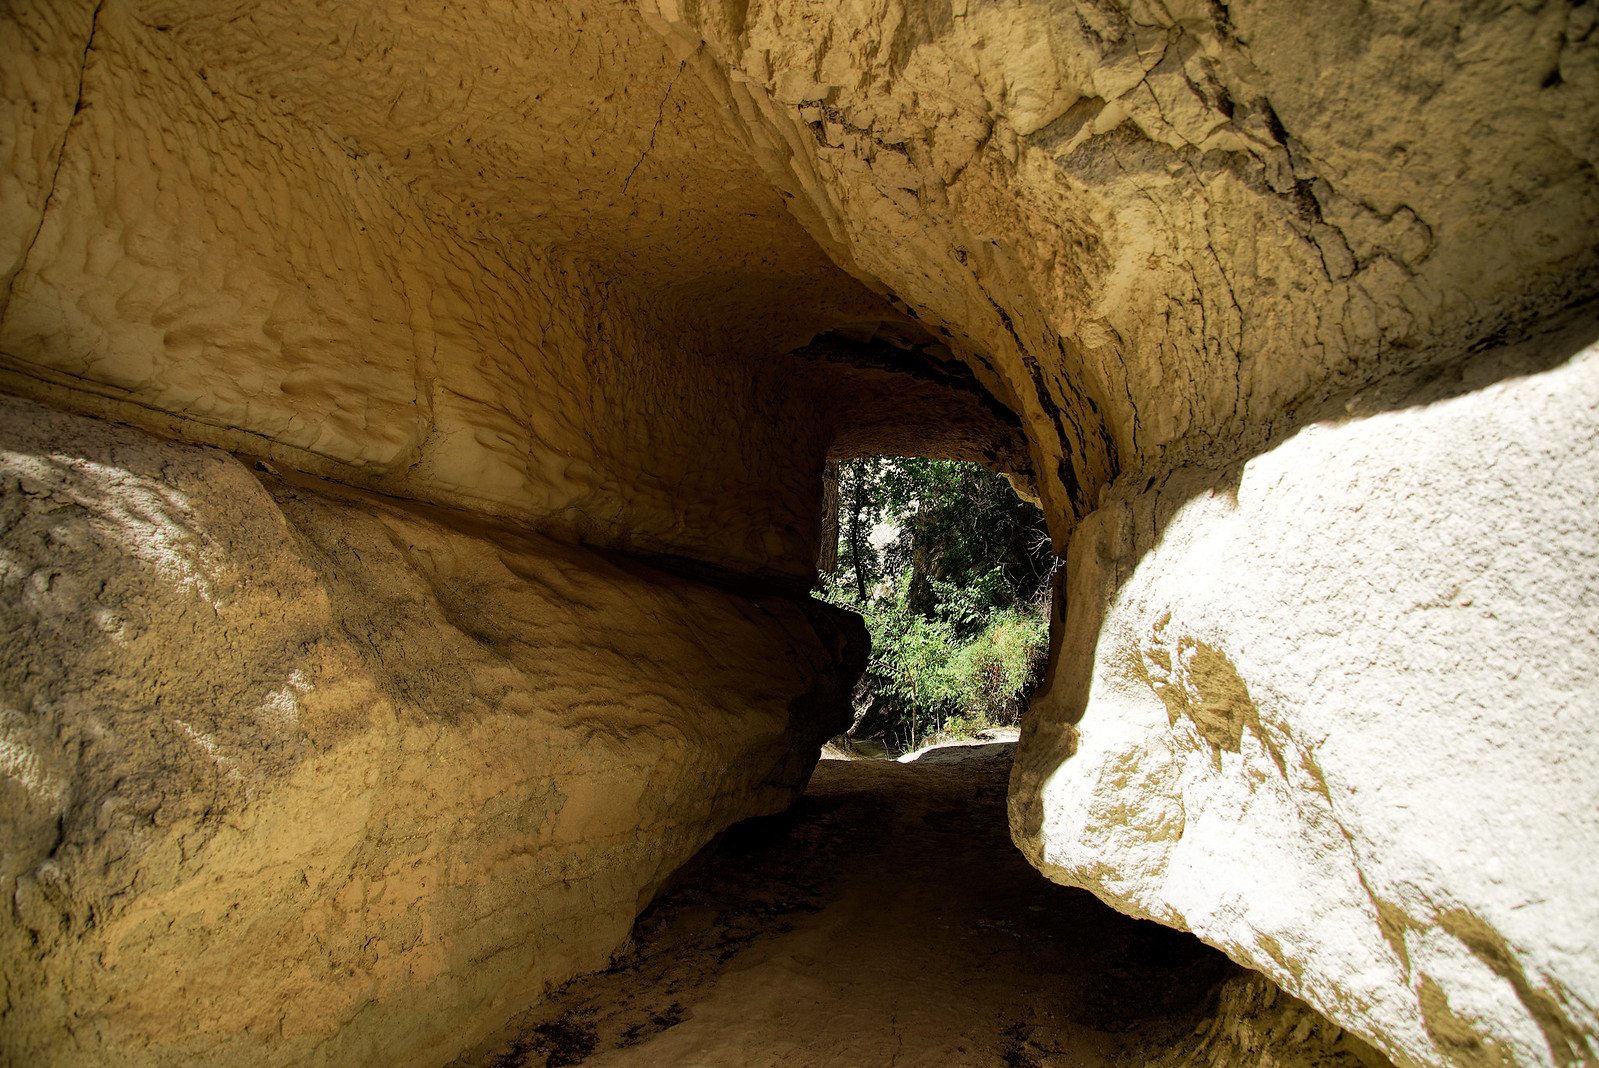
[647,0,1599,533]
[640,4,1599,1062]
[1011,319,1599,1068]
[0,0,1026,579]
[0,0,1596,1064]
[0,395,861,1067]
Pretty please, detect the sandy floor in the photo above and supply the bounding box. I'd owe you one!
[446,744,1262,1067]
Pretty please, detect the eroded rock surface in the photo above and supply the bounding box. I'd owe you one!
[0,396,860,1067]
[1012,320,1599,1068]
[647,0,1599,530]
[0,0,1029,578]
[647,3,1599,1063]
[1,0,1597,1064]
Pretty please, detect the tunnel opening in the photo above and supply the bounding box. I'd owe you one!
[434,451,1397,1068]
[816,454,1055,758]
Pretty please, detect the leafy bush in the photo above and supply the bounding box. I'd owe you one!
[841,591,1049,750]
[820,458,1053,751]
[947,607,1050,724]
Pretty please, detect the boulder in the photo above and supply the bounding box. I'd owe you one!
[0,395,860,1066]
[1012,321,1599,1068]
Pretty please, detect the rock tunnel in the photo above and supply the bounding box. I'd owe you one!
[1,1,1595,1065]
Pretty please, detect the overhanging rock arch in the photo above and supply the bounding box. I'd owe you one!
[1,1,1595,1066]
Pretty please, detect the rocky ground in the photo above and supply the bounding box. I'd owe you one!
[448,744,1386,1068]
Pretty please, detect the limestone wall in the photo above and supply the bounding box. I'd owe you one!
[1010,320,1599,1068]
[648,0,1598,529]
[0,0,968,579]
[0,3,1020,1062]
[643,2,1599,1064]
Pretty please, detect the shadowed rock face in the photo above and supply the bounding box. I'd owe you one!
[1,1,1596,1066]
[0,395,866,1067]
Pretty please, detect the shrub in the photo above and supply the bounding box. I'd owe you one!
[946,607,1050,725]
[821,457,1054,752]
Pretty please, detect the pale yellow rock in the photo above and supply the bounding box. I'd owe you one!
[640,5,1599,1064]
[1012,320,1599,1068]
[0,0,1025,578]
[0,0,1596,1064]
[0,395,861,1067]
[649,0,1599,531]
[0,0,94,304]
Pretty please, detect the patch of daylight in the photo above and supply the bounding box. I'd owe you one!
[259,669,313,727]
[2,450,225,609]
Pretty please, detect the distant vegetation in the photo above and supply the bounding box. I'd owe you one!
[819,457,1054,752]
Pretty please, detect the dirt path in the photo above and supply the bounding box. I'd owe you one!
[446,746,1360,1068]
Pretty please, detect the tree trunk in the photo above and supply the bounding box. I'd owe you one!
[818,460,840,575]
[846,459,869,602]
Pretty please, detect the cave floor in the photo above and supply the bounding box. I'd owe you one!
[447,745,1242,1068]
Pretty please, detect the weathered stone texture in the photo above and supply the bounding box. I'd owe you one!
[1,0,1596,1064]
[1124,971,1394,1068]
[635,4,1598,1063]
[0,396,858,1067]
[650,0,1599,528]
[0,0,1024,579]
[1012,320,1599,1068]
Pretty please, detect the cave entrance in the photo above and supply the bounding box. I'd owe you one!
[444,469,1329,1068]
[450,667,1250,1068]
[816,455,1055,757]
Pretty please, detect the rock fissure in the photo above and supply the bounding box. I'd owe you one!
[621,59,685,196]
[0,0,102,326]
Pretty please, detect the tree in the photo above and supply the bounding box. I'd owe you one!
[835,457,888,603]
[882,458,1053,629]
[819,457,1055,751]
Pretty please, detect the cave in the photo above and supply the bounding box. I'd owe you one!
[1,1,1595,1066]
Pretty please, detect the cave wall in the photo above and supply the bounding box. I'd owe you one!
[2,0,1597,1065]
[647,0,1597,523]
[0,2,909,1063]
[1011,319,1599,1068]
[0,394,860,1067]
[0,0,924,579]
[645,1,1599,1066]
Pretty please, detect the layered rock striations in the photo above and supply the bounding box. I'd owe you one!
[0,2,1007,1063]
[647,1,1599,1064]
[2,0,1597,1066]
[0,395,862,1066]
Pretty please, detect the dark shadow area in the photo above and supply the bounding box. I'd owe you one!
[447,747,1291,1067]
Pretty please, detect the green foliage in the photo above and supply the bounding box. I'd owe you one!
[833,457,888,603]
[947,608,1050,721]
[821,457,1054,751]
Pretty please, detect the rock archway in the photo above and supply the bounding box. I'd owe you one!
[1,1,1595,1066]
